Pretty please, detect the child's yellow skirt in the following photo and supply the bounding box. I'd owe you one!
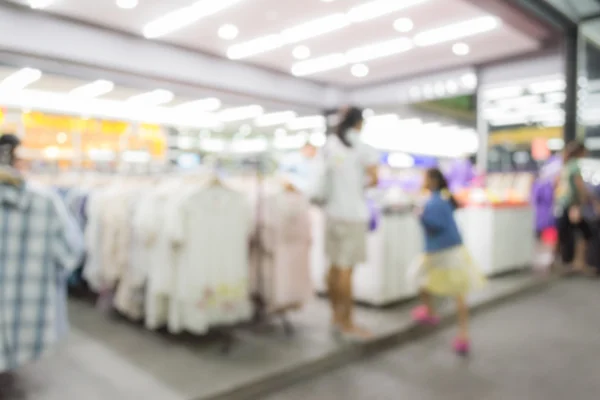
[416,245,487,297]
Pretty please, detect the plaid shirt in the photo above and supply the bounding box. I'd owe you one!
[0,182,83,372]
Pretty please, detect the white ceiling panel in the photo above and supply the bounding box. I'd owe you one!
[7,0,547,86]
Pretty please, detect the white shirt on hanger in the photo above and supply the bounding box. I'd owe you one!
[167,183,253,335]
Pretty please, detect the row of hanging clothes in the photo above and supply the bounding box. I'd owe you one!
[37,170,313,337]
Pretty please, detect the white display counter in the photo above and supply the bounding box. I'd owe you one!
[310,204,535,307]
[457,205,535,276]
[310,207,421,307]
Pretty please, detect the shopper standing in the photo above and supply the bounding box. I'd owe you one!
[323,107,379,339]
[555,140,596,275]
[411,168,486,356]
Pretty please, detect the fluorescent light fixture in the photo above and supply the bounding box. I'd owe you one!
[529,79,566,94]
[394,18,414,33]
[292,53,347,76]
[116,0,139,9]
[351,64,369,78]
[143,0,245,38]
[219,24,239,40]
[0,68,42,92]
[122,150,151,163]
[175,97,221,112]
[255,111,297,127]
[69,80,114,98]
[127,89,174,106]
[29,0,54,9]
[231,138,268,153]
[88,149,116,161]
[282,13,350,43]
[0,88,222,129]
[218,105,263,122]
[274,134,307,150]
[346,37,413,63]
[347,0,428,23]
[287,115,326,130]
[293,45,311,60]
[484,86,522,100]
[227,34,283,59]
[414,16,500,47]
[200,138,226,152]
[452,42,470,56]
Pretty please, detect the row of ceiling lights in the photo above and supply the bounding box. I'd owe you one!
[0,67,328,129]
[289,16,498,77]
[26,0,488,79]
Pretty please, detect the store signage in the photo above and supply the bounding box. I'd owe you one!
[489,127,561,145]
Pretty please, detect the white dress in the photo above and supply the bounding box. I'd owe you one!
[167,184,253,335]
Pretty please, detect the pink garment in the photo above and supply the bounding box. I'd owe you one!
[252,190,312,313]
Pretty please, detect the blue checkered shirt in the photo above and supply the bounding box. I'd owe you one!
[0,182,83,372]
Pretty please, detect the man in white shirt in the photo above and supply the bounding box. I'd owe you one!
[323,107,379,339]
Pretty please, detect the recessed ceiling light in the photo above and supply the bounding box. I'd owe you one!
[393,18,414,33]
[452,42,470,56]
[116,0,139,9]
[219,24,239,40]
[28,0,54,9]
[292,45,311,60]
[351,64,370,78]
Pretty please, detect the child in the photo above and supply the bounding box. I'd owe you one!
[411,168,486,356]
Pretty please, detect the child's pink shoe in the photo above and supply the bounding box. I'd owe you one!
[453,337,470,356]
[411,305,440,326]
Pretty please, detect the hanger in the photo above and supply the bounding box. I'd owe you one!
[0,166,23,187]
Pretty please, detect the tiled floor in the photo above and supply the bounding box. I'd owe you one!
[1,274,542,400]
[266,279,600,400]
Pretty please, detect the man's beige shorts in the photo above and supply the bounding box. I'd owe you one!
[325,219,367,268]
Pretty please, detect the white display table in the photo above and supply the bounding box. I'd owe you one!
[310,207,420,306]
[310,204,535,307]
[457,204,535,276]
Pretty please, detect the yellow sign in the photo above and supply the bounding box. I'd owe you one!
[489,127,561,145]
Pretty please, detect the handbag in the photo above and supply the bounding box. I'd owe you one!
[308,149,331,206]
